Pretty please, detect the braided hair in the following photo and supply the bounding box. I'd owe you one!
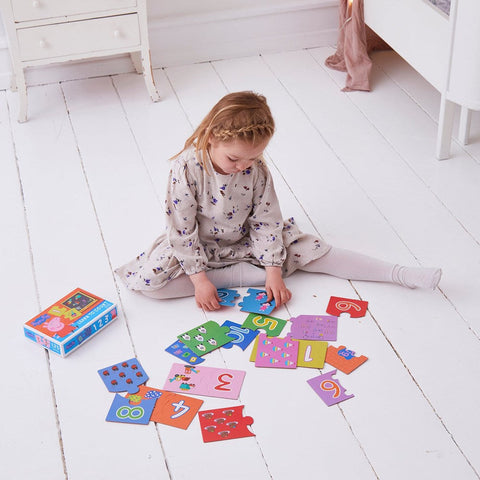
[173,91,275,172]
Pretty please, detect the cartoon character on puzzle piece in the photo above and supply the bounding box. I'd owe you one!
[325,345,368,374]
[165,340,205,365]
[177,321,232,356]
[307,369,354,406]
[40,316,77,338]
[326,296,368,318]
[217,288,240,307]
[98,358,148,394]
[238,288,276,315]
[105,393,156,425]
[198,405,255,442]
[221,320,259,350]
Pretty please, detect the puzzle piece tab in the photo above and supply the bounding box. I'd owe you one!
[98,358,148,394]
[177,321,232,356]
[198,405,255,442]
[326,296,368,318]
[238,288,275,314]
[290,315,338,341]
[307,369,354,406]
[217,288,240,306]
[325,345,368,374]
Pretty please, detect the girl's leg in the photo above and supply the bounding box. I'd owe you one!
[300,247,441,289]
[142,262,266,299]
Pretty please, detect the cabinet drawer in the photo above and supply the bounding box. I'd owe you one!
[11,0,137,22]
[17,14,140,62]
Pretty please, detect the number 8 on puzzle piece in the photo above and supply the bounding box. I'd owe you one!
[106,393,156,425]
[98,357,148,394]
[177,321,231,356]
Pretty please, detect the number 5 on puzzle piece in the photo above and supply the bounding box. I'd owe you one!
[199,405,255,442]
[177,321,232,356]
[238,288,276,315]
[98,357,148,394]
[242,312,287,337]
[326,296,368,318]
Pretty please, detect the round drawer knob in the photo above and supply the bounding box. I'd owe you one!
[32,0,40,7]
[39,39,46,48]
[113,30,121,38]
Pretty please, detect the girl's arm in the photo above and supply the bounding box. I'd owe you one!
[265,266,292,308]
[188,271,221,311]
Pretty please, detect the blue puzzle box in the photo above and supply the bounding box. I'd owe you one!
[24,288,118,357]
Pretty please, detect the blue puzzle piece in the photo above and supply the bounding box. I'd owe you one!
[238,288,276,315]
[217,288,240,306]
[221,320,259,350]
[98,357,148,394]
[165,340,205,365]
[106,394,156,425]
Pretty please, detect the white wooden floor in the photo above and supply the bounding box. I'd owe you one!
[2,48,480,480]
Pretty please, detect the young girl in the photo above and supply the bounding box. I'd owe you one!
[116,91,441,311]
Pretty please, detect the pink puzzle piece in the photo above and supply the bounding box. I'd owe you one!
[326,296,368,318]
[255,333,298,369]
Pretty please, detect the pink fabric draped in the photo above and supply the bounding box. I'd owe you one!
[325,0,376,92]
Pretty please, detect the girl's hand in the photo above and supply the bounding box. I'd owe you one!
[265,266,292,308]
[189,271,221,311]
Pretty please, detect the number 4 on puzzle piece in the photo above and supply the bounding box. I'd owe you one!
[326,296,368,318]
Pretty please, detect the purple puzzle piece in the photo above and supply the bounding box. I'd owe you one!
[290,315,338,341]
[98,357,148,394]
[307,369,354,406]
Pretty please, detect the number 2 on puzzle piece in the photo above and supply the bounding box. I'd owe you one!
[217,288,240,306]
[98,357,148,394]
[199,405,255,442]
[165,340,205,365]
[177,321,232,356]
[326,296,368,318]
[105,393,156,425]
[325,345,368,374]
[221,320,259,350]
[307,369,354,406]
[238,288,276,315]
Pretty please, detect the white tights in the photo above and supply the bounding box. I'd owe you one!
[142,247,441,300]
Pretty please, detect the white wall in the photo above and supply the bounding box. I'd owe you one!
[0,0,338,89]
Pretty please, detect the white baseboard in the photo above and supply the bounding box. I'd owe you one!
[0,0,338,90]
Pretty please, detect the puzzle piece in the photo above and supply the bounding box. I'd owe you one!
[325,345,368,374]
[164,363,246,399]
[242,312,287,337]
[290,315,338,341]
[165,340,205,365]
[105,393,156,425]
[127,385,203,429]
[326,296,368,318]
[217,288,240,306]
[307,369,354,406]
[296,339,328,369]
[255,333,299,369]
[198,405,255,442]
[221,320,259,350]
[177,321,232,356]
[98,358,148,394]
[238,288,276,314]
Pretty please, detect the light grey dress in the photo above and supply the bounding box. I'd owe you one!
[115,147,331,291]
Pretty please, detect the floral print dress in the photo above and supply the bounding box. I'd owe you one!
[115,147,331,291]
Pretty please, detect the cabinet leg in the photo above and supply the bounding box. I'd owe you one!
[458,107,472,146]
[436,95,455,160]
[130,51,143,74]
[16,69,28,123]
[141,49,160,102]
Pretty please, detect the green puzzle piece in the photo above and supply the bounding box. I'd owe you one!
[241,313,287,338]
[177,321,232,356]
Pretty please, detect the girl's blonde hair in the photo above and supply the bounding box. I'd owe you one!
[173,91,275,171]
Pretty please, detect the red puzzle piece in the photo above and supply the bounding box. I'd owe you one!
[325,345,368,374]
[198,405,255,442]
[326,296,368,318]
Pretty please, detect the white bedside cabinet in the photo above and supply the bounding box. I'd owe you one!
[0,0,160,122]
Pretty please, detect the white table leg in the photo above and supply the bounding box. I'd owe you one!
[458,106,472,145]
[141,48,160,102]
[436,95,455,160]
[130,51,143,74]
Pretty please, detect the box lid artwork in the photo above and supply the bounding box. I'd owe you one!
[24,288,117,357]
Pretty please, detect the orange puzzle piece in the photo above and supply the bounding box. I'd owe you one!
[325,345,368,374]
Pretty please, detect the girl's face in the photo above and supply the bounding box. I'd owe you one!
[208,137,270,175]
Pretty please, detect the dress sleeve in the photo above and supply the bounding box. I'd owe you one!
[165,159,208,275]
[247,162,287,267]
